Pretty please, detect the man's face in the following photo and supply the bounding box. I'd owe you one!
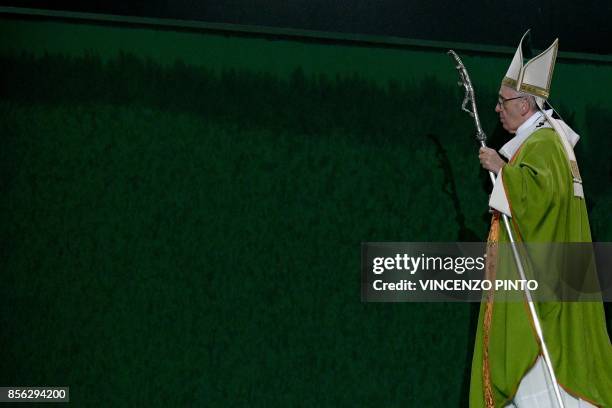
[495,86,528,134]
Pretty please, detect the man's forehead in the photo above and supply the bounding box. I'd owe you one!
[499,86,519,97]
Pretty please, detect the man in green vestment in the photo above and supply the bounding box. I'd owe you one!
[469,32,612,408]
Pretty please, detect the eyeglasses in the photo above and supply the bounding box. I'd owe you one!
[497,95,524,108]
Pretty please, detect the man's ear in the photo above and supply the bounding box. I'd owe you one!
[521,99,530,115]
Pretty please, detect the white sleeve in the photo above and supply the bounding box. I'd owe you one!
[488,167,512,217]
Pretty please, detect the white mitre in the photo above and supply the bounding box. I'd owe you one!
[490,30,584,217]
[501,29,558,101]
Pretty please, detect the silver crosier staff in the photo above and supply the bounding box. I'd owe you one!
[447,50,566,408]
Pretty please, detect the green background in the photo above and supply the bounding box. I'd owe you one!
[1,13,611,406]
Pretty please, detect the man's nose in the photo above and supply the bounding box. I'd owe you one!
[495,103,502,113]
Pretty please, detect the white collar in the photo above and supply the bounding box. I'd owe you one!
[499,111,544,160]
[498,110,580,160]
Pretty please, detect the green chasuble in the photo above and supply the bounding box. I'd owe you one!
[469,128,612,407]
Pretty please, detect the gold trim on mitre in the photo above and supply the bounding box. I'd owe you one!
[502,77,517,88]
[502,77,550,99]
[501,30,558,100]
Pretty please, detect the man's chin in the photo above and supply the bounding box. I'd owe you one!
[500,122,515,134]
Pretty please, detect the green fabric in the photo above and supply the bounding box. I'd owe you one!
[470,128,612,407]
